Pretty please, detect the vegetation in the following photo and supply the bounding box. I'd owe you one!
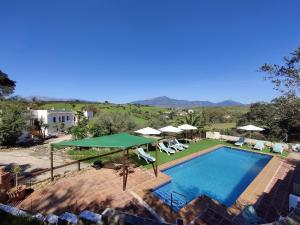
[237,46,300,142]
[238,96,300,141]
[89,111,137,137]
[0,103,28,146]
[0,70,16,98]
[260,46,300,96]
[11,164,22,187]
[0,210,43,225]
[69,111,89,139]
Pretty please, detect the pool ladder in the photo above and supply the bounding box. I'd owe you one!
[170,191,188,212]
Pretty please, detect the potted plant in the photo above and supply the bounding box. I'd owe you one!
[8,164,26,200]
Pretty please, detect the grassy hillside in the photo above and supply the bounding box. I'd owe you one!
[34,101,248,128]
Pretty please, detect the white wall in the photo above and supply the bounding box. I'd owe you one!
[205,131,289,150]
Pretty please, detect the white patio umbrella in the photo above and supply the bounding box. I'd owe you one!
[134,127,161,152]
[159,126,183,133]
[159,126,183,146]
[134,127,161,135]
[237,124,265,138]
[178,124,197,141]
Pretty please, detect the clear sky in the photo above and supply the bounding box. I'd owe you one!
[1,0,299,104]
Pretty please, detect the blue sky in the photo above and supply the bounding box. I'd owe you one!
[1,0,299,104]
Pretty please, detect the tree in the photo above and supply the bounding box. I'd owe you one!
[178,112,208,130]
[238,96,300,141]
[0,70,16,98]
[11,164,22,187]
[260,47,300,96]
[89,111,137,137]
[0,104,28,146]
[70,111,89,140]
[148,115,169,129]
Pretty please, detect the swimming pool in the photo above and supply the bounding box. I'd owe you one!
[153,146,272,211]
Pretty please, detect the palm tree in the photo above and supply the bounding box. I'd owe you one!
[178,111,209,138]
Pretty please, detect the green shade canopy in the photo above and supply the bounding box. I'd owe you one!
[51,133,157,149]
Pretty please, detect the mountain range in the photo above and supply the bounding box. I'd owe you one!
[131,96,245,108]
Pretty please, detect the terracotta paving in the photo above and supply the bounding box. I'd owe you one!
[17,144,300,225]
[132,146,299,225]
[18,167,157,220]
[193,156,300,225]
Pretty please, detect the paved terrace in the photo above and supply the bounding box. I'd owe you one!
[18,167,157,220]
[18,147,300,225]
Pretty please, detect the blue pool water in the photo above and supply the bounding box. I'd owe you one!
[153,147,271,211]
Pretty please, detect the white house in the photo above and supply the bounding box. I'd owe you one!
[31,109,93,136]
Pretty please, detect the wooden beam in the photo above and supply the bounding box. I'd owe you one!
[77,161,80,171]
[122,149,126,191]
[50,145,54,181]
[155,144,158,177]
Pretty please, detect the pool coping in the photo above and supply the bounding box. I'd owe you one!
[131,144,281,224]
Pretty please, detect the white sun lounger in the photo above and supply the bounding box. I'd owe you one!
[158,142,176,155]
[136,148,156,164]
[272,143,284,154]
[253,141,265,151]
[174,139,189,149]
[168,140,184,151]
[79,210,102,224]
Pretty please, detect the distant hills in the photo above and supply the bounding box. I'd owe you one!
[21,95,245,108]
[131,96,245,108]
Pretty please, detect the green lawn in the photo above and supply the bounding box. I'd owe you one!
[131,139,289,169]
[66,139,289,169]
[131,139,224,169]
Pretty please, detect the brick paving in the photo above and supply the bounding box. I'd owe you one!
[18,167,157,220]
[17,145,300,225]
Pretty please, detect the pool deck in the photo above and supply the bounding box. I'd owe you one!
[131,145,287,224]
[17,144,299,225]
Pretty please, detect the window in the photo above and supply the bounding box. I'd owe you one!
[62,116,65,122]
[67,116,70,121]
[59,116,61,122]
[53,117,56,123]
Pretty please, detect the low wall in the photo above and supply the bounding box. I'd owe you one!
[205,132,289,150]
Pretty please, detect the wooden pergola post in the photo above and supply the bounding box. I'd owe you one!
[155,143,158,177]
[50,145,54,181]
[122,148,127,191]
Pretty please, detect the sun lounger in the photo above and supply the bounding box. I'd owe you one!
[79,210,102,224]
[169,140,184,151]
[272,143,284,154]
[158,142,176,155]
[292,144,300,152]
[242,205,264,224]
[59,212,78,225]
[235,137,245,146]
[174,139,189,149]
[253,141,265,151]
[46,214,59,225]
[136,148,156,164]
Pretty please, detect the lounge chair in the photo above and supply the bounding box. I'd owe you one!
[168,140,185,151]
[272,143,284,154]
[79,210,102,224]
[158,142,176,155]
[136,148,156,164]
[292,144,300,152]
[235,137,245,146]
[174,139,189,149]
[253,141,265,151]
[242,205,264,225]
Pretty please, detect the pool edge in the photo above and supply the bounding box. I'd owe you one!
[131,144,281,224]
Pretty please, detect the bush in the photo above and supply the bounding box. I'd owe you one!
[0,210,43,225]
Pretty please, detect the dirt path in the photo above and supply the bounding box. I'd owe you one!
[0,135,88,183]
